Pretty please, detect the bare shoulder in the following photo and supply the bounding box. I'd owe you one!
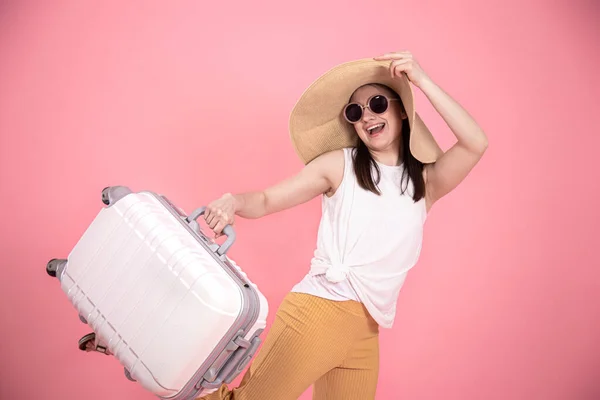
[308,148,346,197]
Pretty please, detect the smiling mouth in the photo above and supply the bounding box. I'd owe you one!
[367,123,385,135]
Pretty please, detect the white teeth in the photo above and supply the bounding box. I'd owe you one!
[367,123,384,132]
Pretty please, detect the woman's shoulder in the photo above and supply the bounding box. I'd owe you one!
[309,148,350,197]
[309,147,350,164]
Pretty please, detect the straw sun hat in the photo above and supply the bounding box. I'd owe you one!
[289,58,444,165]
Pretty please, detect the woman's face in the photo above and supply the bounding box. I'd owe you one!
[347,85,407,154]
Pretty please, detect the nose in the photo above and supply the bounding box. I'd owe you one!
[361,106,376,122]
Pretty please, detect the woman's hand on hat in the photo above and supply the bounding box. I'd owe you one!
[204,193,237,238]
[374,51,430,89]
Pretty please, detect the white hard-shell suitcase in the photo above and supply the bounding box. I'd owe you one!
[46,186,269,399]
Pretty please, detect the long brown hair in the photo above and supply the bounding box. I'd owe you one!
[350,84,426,202]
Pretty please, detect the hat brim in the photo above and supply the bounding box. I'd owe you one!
[289,58,443,165]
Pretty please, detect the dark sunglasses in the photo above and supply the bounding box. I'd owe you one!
[343,95,399,123]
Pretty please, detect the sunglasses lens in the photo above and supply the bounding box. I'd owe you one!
[369,95,388,114]
[344,104,362,122]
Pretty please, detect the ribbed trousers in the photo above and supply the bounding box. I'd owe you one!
[200,292,380,400]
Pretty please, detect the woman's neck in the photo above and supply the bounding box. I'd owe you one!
[370,146,404,167]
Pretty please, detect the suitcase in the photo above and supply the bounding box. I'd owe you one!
[46,186,269,399]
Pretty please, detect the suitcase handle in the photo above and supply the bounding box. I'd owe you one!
[186,206,236,256]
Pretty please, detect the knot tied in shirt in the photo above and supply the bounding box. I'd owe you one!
[324,262,350,283]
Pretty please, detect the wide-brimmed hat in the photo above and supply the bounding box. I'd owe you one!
[289,58,444,165]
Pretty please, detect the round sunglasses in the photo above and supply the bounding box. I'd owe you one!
[343,95,399,123]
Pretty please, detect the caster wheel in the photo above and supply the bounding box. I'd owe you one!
[78,333,111,355]
[46,258,66,278]
[78,333,96,351]
[46,259,58,277]
[124,368,136,382]
[101,186,132,206]
[101,187,111,205]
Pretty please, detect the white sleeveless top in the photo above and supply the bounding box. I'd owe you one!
[291,147,427,328]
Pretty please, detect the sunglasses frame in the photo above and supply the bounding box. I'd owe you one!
[343,95,399,124]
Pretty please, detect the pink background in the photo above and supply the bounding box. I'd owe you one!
[1,1,599,399]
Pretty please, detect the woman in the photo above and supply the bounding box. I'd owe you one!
[83,50,488,399]
[198,51,488,400]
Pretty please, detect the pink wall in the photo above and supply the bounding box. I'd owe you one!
[1,1,599,399]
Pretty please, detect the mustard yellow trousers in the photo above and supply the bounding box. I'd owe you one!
[201,292,380,400]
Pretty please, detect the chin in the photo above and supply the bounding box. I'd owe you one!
[366,136,401,152]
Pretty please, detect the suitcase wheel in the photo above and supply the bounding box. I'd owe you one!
[101,187,111,205]
[78,333,96,351]
[124,368,136,382]
[101,186,132,206]
[78,333,111,356]
[46,258,66,278]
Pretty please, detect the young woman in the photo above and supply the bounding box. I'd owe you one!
[197,51,489,400]
[83,51,488,399]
